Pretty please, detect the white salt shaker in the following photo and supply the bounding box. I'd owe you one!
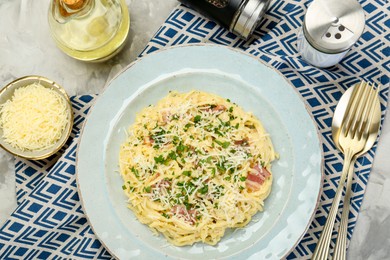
[297,0,365,68]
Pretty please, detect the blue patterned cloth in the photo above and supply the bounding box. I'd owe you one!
[1,0,389,259]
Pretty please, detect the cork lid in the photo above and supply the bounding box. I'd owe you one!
[58,0,88,17]
[62,0,85,9]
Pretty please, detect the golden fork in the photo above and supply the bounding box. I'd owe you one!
[312,82,381,260]
[332,83,381,260]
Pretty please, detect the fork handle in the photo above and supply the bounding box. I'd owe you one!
[312,149,355,260]
[333,157,356,260]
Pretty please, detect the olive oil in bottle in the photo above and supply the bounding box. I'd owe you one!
[48,0,130,62]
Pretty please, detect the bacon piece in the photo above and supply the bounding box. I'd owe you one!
[254,164,271,178]
[234,138,249,146]
[245,164,271,192]
[199,104,226,113]
[153,178,170,189]
[171,205,197,225]
[143,136,154,146]
[161,111,171,125]
[171,205,185,214]
[149,172,161,183]
[212,105,226,112]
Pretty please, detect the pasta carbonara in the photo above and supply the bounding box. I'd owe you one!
[119,91,277,246]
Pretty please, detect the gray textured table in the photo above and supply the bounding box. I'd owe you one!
[0,1,388,259]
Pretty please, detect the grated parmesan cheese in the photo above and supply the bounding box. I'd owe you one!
[119,90,278,246]
[0,82,69,151]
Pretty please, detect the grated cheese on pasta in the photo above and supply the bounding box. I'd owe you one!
[119,90,277,246]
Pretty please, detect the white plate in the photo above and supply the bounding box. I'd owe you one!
[77,45,323,259]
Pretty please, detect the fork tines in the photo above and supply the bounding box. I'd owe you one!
[342,82,379,141]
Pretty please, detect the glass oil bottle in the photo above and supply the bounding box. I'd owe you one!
[48,0,130,62]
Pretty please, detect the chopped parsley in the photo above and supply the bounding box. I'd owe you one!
[182,171,191,177]
[176,143,188,154]
[210,167,216,177]
[199,185,209,195]
[173,136,180,145]
[194,115,201,123]
[151,128,167,145]
[217,160,227,172]
[168,151,177,160]
[154,155,165,164]
[184,123,192,131]
[214,140,230,149]
[162,212,170,219]
[214,128,224,137]
[130,167,139,178]
[184,201,193,210]
[240,176,247,182]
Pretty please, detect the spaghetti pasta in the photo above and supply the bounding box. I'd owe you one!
[119,90,277,246]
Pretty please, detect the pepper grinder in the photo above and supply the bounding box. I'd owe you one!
[179,0,271,39]
[297,0,365,68]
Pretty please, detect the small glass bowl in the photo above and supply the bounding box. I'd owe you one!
[0,75,73,160]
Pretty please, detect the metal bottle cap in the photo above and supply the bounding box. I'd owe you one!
[232,0,271,39]
[303,0,365,54]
